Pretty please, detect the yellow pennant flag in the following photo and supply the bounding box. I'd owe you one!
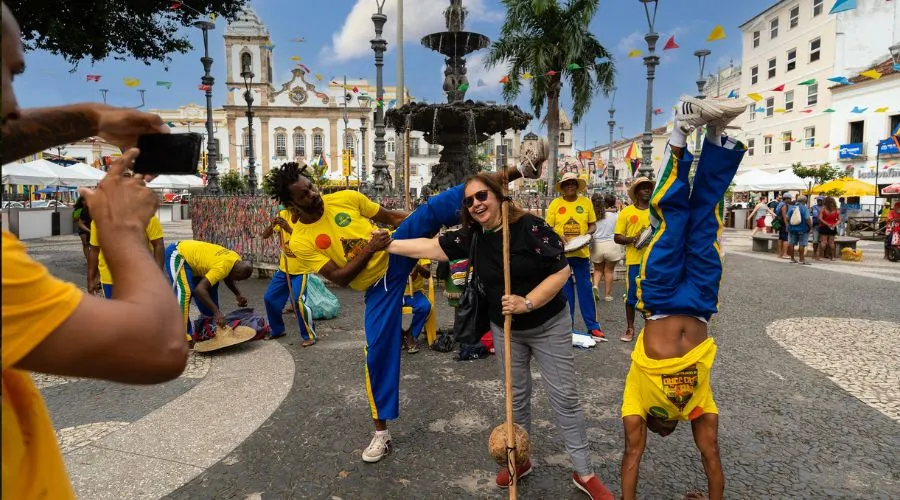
[774,108,786,113]
[123,78,140,87]
[874,107,889,112]
[706,25,726,42]
[860,69,881,80]
[209,13,217,22]
[747,92,763,102]
[290,56,301,61]
[315,73,323,81]
[522,72,533,79]
[628,49,643,58]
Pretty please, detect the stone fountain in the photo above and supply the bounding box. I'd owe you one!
[386,0,531,192]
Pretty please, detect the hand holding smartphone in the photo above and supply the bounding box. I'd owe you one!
[132,133,203,175]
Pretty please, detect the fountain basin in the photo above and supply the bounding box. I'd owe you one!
[421,31,490,58]
[386,101,531,146]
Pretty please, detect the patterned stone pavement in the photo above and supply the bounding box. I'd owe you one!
[23,223,900,499]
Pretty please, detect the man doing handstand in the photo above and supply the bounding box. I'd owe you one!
[620,96,747,500]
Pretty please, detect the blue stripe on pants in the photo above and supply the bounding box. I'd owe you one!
[102,284,113,299]
[402,291,432,339]
[637,139,745,320]
[562,256,599,330]
[363,184,464,421]
[264,271,316,340]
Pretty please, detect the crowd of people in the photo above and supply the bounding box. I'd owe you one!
[1,3,762,497]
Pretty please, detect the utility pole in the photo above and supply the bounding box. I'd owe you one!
[395,0,406,204]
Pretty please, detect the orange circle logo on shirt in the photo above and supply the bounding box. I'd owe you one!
[315,234,332,249]
[629,215,639,224]
[558,206,567,214]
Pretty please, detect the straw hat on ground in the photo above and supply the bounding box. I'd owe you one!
[193,325,257,353]
[628,176,654,202]
[555,172,587,193]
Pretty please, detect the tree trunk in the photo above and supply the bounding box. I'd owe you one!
[545,82,561,195]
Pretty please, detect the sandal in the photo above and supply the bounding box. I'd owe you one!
[301,339,316,347]
[620,328,634,342]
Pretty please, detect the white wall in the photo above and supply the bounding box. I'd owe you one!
[834,0,900,75]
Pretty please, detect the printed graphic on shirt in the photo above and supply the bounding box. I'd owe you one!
[558,206,567,214]
[648,406,670,420]
[335,212,352,227]
[661,364,699,410]
[315,234,332,250]
[341,238,367,261]
[563,217,582,237]
[576,206,584,214]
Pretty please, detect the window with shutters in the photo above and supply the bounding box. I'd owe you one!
[812,0,823,16]
[293,129,306,158]
[748,104,757,122]
[274,129,287,157]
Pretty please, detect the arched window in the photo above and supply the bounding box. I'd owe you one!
[274,129,287,157]
[559,132,565,144]
[293,128,306,159]
[241,52,252,74]
[313,132,324,156]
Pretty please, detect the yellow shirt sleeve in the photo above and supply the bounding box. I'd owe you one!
[615,207,629,236]
[146,216,164,241]
[2,231,83,368]
[346,190,380,219]
[89,220,99,246]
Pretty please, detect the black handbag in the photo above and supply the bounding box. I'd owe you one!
[452,231,490,346]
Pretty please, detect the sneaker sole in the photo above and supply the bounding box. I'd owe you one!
[679,95,746,128]
[573,476,613,499]
[497,465,533,489]
[592,336,609,342]
[521,137,549,178]
[362,450,389,463]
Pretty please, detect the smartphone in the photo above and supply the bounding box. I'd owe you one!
[132,133,203,175]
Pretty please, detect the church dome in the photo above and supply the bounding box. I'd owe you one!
[224,6,269,38]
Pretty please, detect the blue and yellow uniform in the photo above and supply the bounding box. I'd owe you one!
[546,196,600,331]
[403,259,432,340]
[90,216,164,298]
[263,209,316,341]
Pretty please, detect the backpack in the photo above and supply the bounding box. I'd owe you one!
[457,342,489,361]
[432,328,456,353]
[305,274,340,320]
[789,205,803,226]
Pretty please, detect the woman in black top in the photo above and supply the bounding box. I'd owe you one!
[386,172,613,499]
[73,196,92,263]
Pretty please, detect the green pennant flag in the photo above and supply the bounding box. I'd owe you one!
[156,81,173,89]
[566,63,582,70]
[823,108,836,113]
[457,83,469,92]
[797,79,816,85]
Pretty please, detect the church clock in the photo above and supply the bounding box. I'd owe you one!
[289,86,308,105]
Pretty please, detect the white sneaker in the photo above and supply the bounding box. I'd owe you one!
[677,95,747,131]
[362,430,392,463]
[518,137,549,179]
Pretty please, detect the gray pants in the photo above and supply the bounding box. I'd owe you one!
[490,308,592,476]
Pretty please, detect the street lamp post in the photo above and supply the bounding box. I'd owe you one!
[607,87,617,193]
[693,49,711,155]
[639,0,660,179]
[358,94,372,187]
[194,20,219,194]
[240,64,258,195]
[370,0,391,197]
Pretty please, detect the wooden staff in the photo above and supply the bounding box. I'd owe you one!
[278,229,303,335]
[501,172,517,499]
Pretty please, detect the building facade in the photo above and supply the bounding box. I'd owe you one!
[590,125,669,196]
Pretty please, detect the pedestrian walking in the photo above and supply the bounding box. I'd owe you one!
[590,193,623,303]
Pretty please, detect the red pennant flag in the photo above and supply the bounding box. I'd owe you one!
[499,75,510,83]
[653,108,663,115]
[545,70,558,76]
[801,109,813,113]
[771,84,785,91]
[352,86,359,93]
[823,143,830,148]
[197,84,211,91]
[86,74,101,82]
[663,35,679,50]
[169,1,182,9]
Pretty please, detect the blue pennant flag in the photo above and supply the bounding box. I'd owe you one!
[850,106,867,114]
[827,76,852,85]
[727,89,738,98]
[829,0,857,15]
[755,106,766,113]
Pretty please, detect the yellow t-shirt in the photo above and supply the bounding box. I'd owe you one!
[288,190,386,292]
[545,196,597,259]
[176,240,241,286]
[2,230,80,499]
[621,331,718,421]
[405,259,431,295]
[615,205,650,266]
[90,216,164,285]
[274,209,305,275]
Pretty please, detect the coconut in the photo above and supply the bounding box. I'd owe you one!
[488,423,530,466]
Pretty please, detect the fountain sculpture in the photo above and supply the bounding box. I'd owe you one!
[386,0,531,192]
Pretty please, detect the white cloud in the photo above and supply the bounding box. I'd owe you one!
[616,31,644,56]
[323,0,500,62]
[463,53,512,95]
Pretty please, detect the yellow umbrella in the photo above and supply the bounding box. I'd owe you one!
[810,177,876,196]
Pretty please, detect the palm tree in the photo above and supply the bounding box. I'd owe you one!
[486,0,614,193]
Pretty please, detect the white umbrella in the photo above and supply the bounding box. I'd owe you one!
[2,161,61,186]
[756,170,810,191]
[732,169,776,192]
[147,174,205,189]
[66,162,106,183]
[20,159,98,187]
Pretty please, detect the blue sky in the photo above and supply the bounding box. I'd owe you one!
[15,0,773,149]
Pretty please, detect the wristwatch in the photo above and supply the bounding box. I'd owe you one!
[524,298,534,312]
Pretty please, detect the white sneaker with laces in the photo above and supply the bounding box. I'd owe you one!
[362,430,392,463]
[518,137,549,179]
[677,95,747,131]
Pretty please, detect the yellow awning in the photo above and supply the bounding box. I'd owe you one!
[810,177,876,197]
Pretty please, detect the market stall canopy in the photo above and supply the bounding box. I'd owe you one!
[810,177,876,197]
[21,159,99,187]
[732,169,776,191]
[2,161,60,186]
[66,162,106,182]
[147,174,205,189]
[759,170,810,191]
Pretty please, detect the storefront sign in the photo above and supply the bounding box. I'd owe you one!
[857,166,900,183]
[877,138,899,156]
[839,143,864,159]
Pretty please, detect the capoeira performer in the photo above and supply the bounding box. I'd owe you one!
[269,142,547,463]
[620,96,747,500]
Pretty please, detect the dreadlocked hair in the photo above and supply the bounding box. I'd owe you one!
[263,162,310,203]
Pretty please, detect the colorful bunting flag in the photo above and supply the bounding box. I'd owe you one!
[522,72,533,79]
[166,121,175,127]
[499,75,510,83]
[566,63,582,70]
[823,108,836,113]
[894,64,900,72]
[775,108,786,113]
[828,76,852,85]
[801,109,813,113]
[315,73,323,81]
[86,74,101,82]
[375,97,384,108]
[290,37,306,43]
[545,70,558,76]
[653,108,662,115]
[123,78,140,87]
[859,69,881,80]
[663,35,679,50]
[290,56,301,61]
[457,83,469,92]
[747,92,763,102]
[352,86,359,93]
[156,81,172,89]
[209,13,217,22]
[169,1,182,9]
[851,106,867,113]
[727,89,738,98]
[476,79,486,87]
[297,63,310,73]
[388,99,397,109]
[263,42,275,51]
[198,84,211,91]
[755,106,766,113]
[823,143,830,148]
[771,84,785,92]
[627,49,643,58]
[874,107,889,113]
[797,79,816,85]
[829,0,857,15]
[706,25,726,42]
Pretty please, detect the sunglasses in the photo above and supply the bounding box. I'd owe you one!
[464,190,490,208]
